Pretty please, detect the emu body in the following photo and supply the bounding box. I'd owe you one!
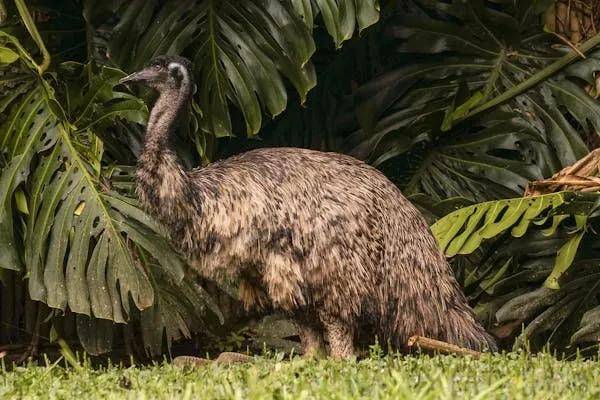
[123,56,496,358]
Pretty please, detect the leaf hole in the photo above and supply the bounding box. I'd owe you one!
[494,205,510,223]
[487,148,523,161]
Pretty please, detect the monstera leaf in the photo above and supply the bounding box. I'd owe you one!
[432,191,599,286]
[432,192,585,257]
[0,31,217,353]
[344,0,600,203]
[0,67,179,321]
[88,0,380,138]
[431,189,600,351]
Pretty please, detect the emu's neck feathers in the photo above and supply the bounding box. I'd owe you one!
[136,80,193,224]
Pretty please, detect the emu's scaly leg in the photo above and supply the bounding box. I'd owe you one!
[296,321,326,359]
[322,317,355,359]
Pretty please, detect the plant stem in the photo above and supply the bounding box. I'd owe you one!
[457,32,600,124]
[14,0,50,75]
[0,0,7,24]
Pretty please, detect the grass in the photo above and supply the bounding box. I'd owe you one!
[2,352,600,399]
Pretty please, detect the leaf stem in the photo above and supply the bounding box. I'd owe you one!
[456,32,600,125]
[14,0,51,75]
[0,0,6,24]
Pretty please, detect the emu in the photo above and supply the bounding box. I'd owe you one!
[119,55,496,358]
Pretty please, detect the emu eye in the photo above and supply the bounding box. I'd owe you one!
[153,64,161,70]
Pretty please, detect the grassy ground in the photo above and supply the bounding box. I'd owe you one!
[2,352,600,399]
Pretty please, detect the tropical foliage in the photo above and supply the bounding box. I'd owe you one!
[399,1,600,352]
[432,191,600,350]
[0,0,379,357]
[3,0,600,359]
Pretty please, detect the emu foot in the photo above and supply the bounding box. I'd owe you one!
[302,347,326,360]
[215,352,253,364]
[172,352,253,368]
[172,355,212,367]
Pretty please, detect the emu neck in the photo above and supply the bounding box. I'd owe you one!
[136,87,191,224]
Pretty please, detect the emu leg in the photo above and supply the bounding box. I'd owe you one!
[295,321,326,359]
[321,317,355,359]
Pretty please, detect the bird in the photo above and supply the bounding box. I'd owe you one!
[119,55,497,358]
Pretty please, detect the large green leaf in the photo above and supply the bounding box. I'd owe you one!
[544,215,587,290]
[300,0,380,48]
[0,22,227,348]
[94,0,379,137]
[431,192,596,257]
[0,56,191,323]
[431,191,600,351]
[139,262,222,356]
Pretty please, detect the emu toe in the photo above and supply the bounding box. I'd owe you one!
[172,355,211,368]
[215,352,254,364]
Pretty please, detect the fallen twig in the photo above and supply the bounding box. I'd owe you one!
[172,352,254,368]
[407,335,482,358]
[525,149,600,196]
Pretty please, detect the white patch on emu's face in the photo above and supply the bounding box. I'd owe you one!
[168,62,190,88]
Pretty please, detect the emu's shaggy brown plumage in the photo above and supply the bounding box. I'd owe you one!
[121,56,496,358]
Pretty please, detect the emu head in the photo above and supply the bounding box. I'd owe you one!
[119,55,193,96]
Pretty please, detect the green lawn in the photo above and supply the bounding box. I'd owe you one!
[2,352,600,399]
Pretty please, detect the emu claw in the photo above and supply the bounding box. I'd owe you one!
[172,352,253,368]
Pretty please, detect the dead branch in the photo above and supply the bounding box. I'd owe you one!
[525,149,600,196]
[553,0,600,44]
[407,335,483,358]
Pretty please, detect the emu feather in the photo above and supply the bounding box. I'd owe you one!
[123,56,497,358]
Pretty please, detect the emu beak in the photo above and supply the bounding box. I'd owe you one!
[118,69,155,84]
[118,72,139,84]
